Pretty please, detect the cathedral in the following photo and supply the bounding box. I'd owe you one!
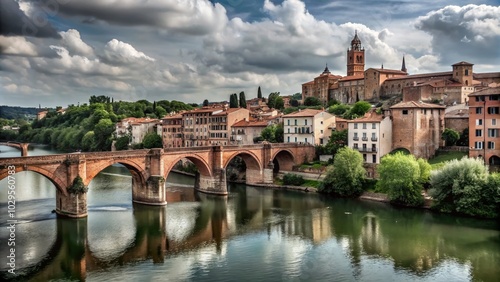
[301,32,500,105]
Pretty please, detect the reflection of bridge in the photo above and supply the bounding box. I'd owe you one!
[0,143,314,217]
[0,141,29,156]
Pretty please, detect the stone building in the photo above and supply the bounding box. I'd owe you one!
[301,66,342,106]
[209,108,250,146]
[444,105,469,135]
[283,109,335,145]
[468,87,500,165]
[347,110,392,165]
[390,101,445,159]
[158,113,183,148]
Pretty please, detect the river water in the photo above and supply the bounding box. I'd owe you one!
[0,145,499,281]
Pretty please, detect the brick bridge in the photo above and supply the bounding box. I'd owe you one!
[0,141,29,156]
[0,143,314,218]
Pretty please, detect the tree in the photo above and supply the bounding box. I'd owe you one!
[267,92,280,109]
[203,99,209,107]
[155,106,167,118]
[89,95,110,104]
[325,129,348,156]
[318,147,366,197]
[275,123,284,143]
[274,96,285,110]
[304,96,322,106]
[328,104,351,116]
[456,127,469,146]
[143,132,163,148]
[81,131,95,152]
[442,128,460,146]
[115,136,130,151]
[429,157,498,218]
[290,99,299,107]
[344,101,371,119]
[93,118,114,151]
[257,86,262,99]
[230,93,238,108]
[377,152,425,206]
[239,91,247,108]
[260,124,283,143]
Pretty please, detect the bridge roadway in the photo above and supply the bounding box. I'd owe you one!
[0,141,29,156]
[0,143,314,218]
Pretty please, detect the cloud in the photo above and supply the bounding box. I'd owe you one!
[0,0,61,38]
[51,0,228,36]
[59,29,94,56]
[0,36,38,56]
[414,4,500,64]
[102,39,155,65]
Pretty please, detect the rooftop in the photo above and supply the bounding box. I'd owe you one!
[390,101,446,109]
[282,108,324,117]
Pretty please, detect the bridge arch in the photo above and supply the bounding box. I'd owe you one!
[0,166,66,195]
[85,159,148,188]
[223,150,262,171]
[164,154,212,179]
[271,149,295,172]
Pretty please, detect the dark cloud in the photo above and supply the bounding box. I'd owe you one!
[0,0,60,38]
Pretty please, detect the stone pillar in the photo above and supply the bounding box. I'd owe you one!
[56,190,88,218]
[195,169,228,195]
[133,176,167,205]
[20,143,29,157]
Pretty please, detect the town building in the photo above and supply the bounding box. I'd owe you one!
[444,104,469,135]
[231,119,270,145]
[301,66,342,106]
[347,110,392,165]
[158,113,183,148]
[468,87,500,165]
[390,101,445,159]
[283,109,335,145]
[130,118,158,145]
[209,107,250,146]
[182,107,221,147]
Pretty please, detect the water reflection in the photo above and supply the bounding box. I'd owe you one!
[1,167,499,281]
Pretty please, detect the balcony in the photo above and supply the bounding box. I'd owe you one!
[362,137,368,141]
[371,147,378,152]
[353,136,359,141]
[371,137,378,141]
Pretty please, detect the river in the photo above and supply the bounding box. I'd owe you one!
[0,145,499,281]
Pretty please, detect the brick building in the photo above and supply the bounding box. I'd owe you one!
[468,87,500,165]
[158,113,183,148]
[390,101,445,159]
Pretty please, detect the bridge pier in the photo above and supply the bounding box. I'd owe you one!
[246,161,274,185]
[56,190,88,218]
[133,176,168,205]
[20,143,29,156]
[195,168,228,195]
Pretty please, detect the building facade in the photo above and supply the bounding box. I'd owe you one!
[159,113,183,148]
[468,87,500,165]
[283,109,335,145]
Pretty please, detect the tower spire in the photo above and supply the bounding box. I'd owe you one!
[401,55,407,73]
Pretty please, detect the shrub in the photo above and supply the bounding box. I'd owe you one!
[283,173,305,186]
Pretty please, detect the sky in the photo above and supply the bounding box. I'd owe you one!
[1,0,499,107]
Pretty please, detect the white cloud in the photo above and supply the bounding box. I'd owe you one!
[0,36,38,56]
[102,39,155,65]
[59,29,94,56]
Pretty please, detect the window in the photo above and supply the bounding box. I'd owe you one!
[354,123,358,129]
[371,132,377,141]
[488,129,499,137]
[295,127,297,133]
[493,119,497,126]
[363,154,367,162]
[305,120,308,125]
[287,136,290,142]
[305,138,308,143]
[320,138,323,145]
[476,129,482,137]
[362,123,367,129]
[476,107,482,114]
[372,123,376,129]
[476,119,483,126]
[475,96,485,102]
[475,141,483,149]
[287,120,290,125]
[490,95,500,101]
[488,107,500,114]
[488,142,495,149]
[402,110,408,115]
[465,69,469,76]
[353,143,358,148]
[372,155,376,163]
[288,128,290,133]
[294,119,297,126]
[294,137,297,142]
[320,130,323,134]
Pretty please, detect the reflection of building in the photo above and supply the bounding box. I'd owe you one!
[468,87,500,165]
[348,110,392,165]
[283,109,335,145]
[390,101,445,159]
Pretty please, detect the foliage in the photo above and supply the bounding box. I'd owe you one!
[174,160,199,174]
[93,118,114,151]
[203,99,209,107]
[429,157,498,218]
[328,104,351,116]
[377,152,425,206]
[442,128,460,146]
[290,99,299,107]
[260,124,283,143]
[267,92,280,109]
[257,86,263,99]
[155,106,167,118]
[428,151,468,169]
[239,91,247,108]
[318,147,365,197]
[253,136,264,143]
[343,101,371,119]
[142,132,163,148]
[283,173,305,186]
[304,96,322,106]
[89,95,111,104]
[115,136,130,151]
[456,127,469,146]
[67,176,88,194]
[274,96,285,110]
[230,93,238,108]
[0,105,39,120]
[290,93,302,100]
[324,129,348,156]
[328,99,340,106]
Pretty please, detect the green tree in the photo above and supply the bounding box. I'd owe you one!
[203,99,209,107]
[328,104,351,116]
[344,101,371,119]
[274,96,285,110]
[304,96,322,106]
[442,128,460,146]
[230,93,238,108]
[115,136,130,151]
[456,127,469,146]
[377,152,424,206]
[89,95,110,104]
[429,157,497,218]
[239,91,247,108]
[318,147,366,197]
[290,99,299,107]
[93,119,114,151]
[155,106,167,118]
[143,132,163,148]
[325,129,348,156]
[275,123,284,143]
[257,86,262,99]
[267,92,280,109]
[81,131,95,152]
[261,125,276,142]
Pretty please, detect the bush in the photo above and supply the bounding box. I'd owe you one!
[429,157,498,218]
[283,173,305,186]
[318,147,365,197]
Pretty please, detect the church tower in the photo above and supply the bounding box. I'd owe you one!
[347,30,365,76]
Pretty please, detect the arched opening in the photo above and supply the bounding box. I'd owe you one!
[389,148,411,155]
[226,156,247,182]
[272,150,295,174]
[489,155,500,165]
[165,155,213,194]
[224,152,262,188]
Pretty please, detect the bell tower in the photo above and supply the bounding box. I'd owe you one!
[347,30,365,76]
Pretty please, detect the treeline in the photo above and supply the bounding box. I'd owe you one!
[0,96,193,152]
[0,105,39,120]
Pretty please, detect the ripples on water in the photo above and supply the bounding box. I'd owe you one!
[0,151,499,281]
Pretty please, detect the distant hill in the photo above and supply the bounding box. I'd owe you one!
[0,105,41,120]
